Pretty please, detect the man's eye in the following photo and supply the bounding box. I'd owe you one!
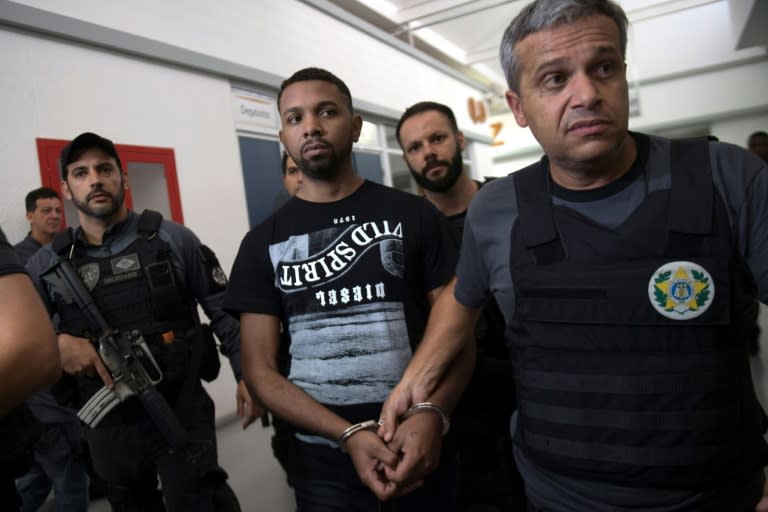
[596,62,615,77]
[543,73,566,88]
[320,109,336,118]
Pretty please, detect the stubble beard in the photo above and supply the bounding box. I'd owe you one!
[71,186,125,220]
[409,146,464,193]
[296,139,354,182]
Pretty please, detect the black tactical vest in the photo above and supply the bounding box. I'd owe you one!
[509,138,767,488]
[52,211,198,404]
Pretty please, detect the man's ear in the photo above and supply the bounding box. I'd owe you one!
[25,211,33,222]
[457,130,466,151]
[352,115,363,143]
[60,180,72,201]
[506,90,528,128]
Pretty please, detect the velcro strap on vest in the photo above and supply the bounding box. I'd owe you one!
[523,432,737,467]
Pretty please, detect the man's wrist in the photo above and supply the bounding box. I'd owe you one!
[337,419,379,453]
[401,402,450,435]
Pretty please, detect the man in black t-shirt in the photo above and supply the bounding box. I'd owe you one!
[224,67,473,510]
[397,101,523,511]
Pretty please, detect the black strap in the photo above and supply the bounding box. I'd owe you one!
[513,163,566,265]
[668,137,713,235]
[137,210,163,238]
[51,228,75,256]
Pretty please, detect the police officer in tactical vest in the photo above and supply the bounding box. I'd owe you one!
[379,1,768,510]
[26,132,261,511]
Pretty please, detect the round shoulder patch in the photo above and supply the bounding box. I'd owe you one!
[648,261,714,320]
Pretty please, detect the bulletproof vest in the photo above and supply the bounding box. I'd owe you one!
[509,138,767,488]
[51,211,198,402]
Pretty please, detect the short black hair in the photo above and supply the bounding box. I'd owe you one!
[277,67,353,113]
[25,187,60,213]
[60,132,122,179]
[748,131,768,141]
[395,101,459,148]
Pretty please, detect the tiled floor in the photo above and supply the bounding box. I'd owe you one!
[84,417,294,511]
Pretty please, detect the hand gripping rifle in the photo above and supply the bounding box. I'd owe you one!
[42,258,188,452]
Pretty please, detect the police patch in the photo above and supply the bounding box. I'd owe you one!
[212,265,227,287]
[78,263,100,291]
[198,245,227,293]
[111,254,140,274]
[648,261,714,320]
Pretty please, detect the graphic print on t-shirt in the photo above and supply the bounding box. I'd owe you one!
[269,221,412,406]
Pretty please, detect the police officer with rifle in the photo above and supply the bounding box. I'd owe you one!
[27,132,261,511]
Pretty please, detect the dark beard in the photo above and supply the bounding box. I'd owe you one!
[296,138,352,181]
[71,186,124,220]
[409,147,464,193]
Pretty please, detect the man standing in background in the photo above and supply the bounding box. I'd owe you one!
[748,131,768,163]
[14,187,90,511]
[396,101,523,512]
[272,151,304,211]
[14,187,63,262]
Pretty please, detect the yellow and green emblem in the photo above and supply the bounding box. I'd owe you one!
[648,261,714,320]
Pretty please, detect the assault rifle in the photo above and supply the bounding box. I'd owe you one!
[42,258,188,452]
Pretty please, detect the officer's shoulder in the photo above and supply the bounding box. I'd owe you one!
[155,217,202,250]
[476,173,517,201]
[26,242,58,276]
[708,138,766,184]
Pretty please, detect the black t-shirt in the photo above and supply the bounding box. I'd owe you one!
[0,227,24,276]
[224,181,457,480]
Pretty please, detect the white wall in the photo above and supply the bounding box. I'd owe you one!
[711,113,768,147]
[11,0,486,128]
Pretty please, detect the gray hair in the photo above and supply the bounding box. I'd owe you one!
[500,0,628,93]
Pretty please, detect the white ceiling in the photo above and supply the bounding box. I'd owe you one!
[322,0,768,105]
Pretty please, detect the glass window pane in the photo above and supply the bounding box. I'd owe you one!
[357,121,380,148]
[126,162,171,219]
[388,153,418,195]
[384,125,399,151]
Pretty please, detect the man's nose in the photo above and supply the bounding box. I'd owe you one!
[303,114,324,138]
[570,72,601,109]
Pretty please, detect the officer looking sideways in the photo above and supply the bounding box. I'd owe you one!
[379,0,768,510]
[26,132,261,511]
